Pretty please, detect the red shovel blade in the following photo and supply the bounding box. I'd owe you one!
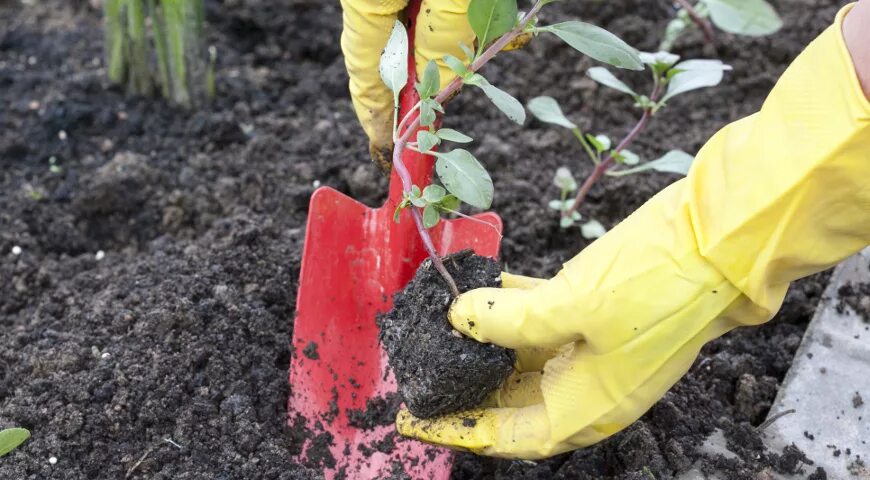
[288,2,503,478]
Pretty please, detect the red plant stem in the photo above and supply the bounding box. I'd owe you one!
[674,0,716,45]
[563,84,664,220]
[390,0,545,296]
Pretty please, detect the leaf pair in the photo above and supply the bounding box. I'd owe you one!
[396,184,461,228]
[587,57,732,105]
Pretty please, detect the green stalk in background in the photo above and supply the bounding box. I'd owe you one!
[126,0,152,95]
[104,0,213,108]
[104,0,127,85]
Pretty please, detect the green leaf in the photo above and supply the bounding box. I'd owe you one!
[423,204,441,228]
[663,59,732,102]
[549,199,567,211]
[638,51,680,68]
[434,149,494,209]
[436,128,473,143]
[440,194,461,211]
[587,67,637,98]
[417,130,441,152]
[580,219,607,239]
[474,80,526,124]
[586,134,611,153]
[539,22,643,70]
[645,150,695,175]
[416,60,440,99]
[559,216,576,229]
[443,54,469,77]
[423,184,447,203]
[379,21,409,100]
[459,42,476,62]
[701,0,783,36]
[553,167,577,192]
[619,150,640,165]
[467,0,518,52]
[0,428,30,457]
[527,96,577,129]
[419,100,436,127]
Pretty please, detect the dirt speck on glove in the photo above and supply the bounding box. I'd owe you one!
[379,251,515,418]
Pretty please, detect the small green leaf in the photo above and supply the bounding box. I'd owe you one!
[444,54,469,77]
[553,167,577,192]
[467,0,518,52]
[379,21,409,100]
[549,199,566,211]
[436,128,473,143]
[619,150,640,165]
[0,428,30,457]
[527,96,577,129]
[423,204,441,228]
[434,149,494,209]
[645,150,695,175]
[423,184,447,203]
[393,204,403,223]
[440,194,461,212]
[701,0,782,36]
[586,134,611,153]
[663,59,732,102]
[416,60,440,99]
[417,130,441,152]
[559,216,576,229]
[580,219,607,239]
[473,80,525,124]
[419,100,436,127]
[410,185,422,197]
[539,22,643,70]
[638,51,680,68]
[459,42,476,62]
[587,67,637,98]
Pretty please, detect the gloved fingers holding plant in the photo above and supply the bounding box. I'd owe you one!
[341,0,474,173]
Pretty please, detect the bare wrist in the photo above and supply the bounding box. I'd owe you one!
[844,1,870,99]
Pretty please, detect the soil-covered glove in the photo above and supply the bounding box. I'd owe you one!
[397,5,870,459]
[340,0,474,174]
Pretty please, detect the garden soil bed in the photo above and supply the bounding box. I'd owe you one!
[0,0,856,478]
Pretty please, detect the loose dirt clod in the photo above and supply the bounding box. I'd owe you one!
[379,251,515,418]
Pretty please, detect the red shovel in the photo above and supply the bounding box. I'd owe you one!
[288,2,503,478]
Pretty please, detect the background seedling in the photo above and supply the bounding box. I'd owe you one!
[104,0,214,107]
[661,0,783,51]
[530,51,730,234]
[380,0,644,294]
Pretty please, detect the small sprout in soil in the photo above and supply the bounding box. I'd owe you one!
[0,428,30,457]
[104,0,214,107]
[530,51,731,227]
[380,0,642,293]
[661,0,783,52]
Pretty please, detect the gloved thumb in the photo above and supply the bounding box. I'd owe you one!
[448,274,583,349]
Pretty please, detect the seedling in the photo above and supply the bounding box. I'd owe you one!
[104,0,214,107]
[661,0,783,52]
[379,0,644,294]
[530,51,731,233]
[0,428,30,457]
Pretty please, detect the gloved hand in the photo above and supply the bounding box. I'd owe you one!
[341,0,474,174]
[397,4,870,459]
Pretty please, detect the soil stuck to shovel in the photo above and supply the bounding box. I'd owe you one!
[379,251,516,418]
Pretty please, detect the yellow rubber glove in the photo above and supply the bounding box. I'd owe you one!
[340,0,474,173]
[397,5,870,459]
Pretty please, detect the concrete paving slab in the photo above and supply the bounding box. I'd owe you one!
[762,248,870,479]
[678,248,870,480]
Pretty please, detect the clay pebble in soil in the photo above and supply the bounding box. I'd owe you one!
[378,251,515,418]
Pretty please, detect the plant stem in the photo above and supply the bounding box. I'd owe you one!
[391,0,546,296]
[571,127,599,165]
[563,84,663,220]
[673,0,716,46]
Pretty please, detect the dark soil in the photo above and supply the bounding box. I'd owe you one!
[0,0,858,478]
[836,280,870,323]
[379,252,515,418]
